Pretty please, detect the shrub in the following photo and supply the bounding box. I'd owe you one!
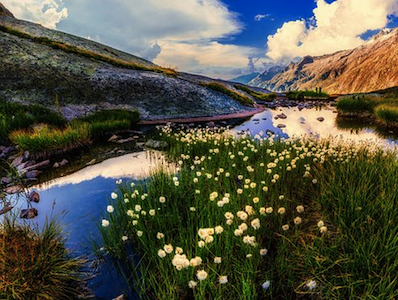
[0,101,66,143]
[9,123,90,153]
[0,217,85,299]
[336,96,379,113]
[202,82,254,106]
[286,90,329,100]
[374,105,398,125]
[234,85,277,102]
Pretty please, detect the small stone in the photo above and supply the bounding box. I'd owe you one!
[0,177,11,185]
[20,208,38,219]
[277,113,287,119]
[28,191,40,203]
[317,117,325,122]
[53,162,60,168]
[145,140,168,149]
[108,134,119,142]
[0,205,13,215]
[117,137,136,144]
[277,124,286,128]
[112,295,126,300]
[26,170,42,179]
[11,156,24,167]
[87,159,96,166]
[59,159,69,166]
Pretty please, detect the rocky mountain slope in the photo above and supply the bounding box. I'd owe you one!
[249,65,285,87]
[256,28,398,94]
[0,4,266,121]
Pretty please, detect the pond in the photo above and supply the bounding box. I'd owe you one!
[233,105,398,149]
[5,105,398,299]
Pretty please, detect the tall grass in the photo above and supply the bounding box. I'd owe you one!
[9,123,91,154]
[0,217,85,299]
[234,85,277,102]
[201,82,255,107]
[0,100,66,143]
[374,104,398,126]
[97,126,398,299]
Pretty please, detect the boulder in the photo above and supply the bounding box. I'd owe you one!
[277,124,286,128]
[317,117,325,122]
[277,113,287,119]
[28,191,40,203]
[20,208,38,219]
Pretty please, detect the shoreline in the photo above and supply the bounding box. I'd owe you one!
[138,104,265,125]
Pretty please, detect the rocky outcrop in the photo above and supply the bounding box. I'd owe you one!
[0,3,14,18]
[0,5,263,121]
[256,28,398,94]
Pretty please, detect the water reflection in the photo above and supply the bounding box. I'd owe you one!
[7,150,166,299]
[233,106,398,149]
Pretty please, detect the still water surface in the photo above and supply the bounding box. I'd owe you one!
[11,106,398,298]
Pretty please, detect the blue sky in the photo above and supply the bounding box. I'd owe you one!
[3,0,398,79]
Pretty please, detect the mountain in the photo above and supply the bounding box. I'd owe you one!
[0,3,267,121]
[249,65,285,86]
[256,28,398,94]
[229,73,259,84]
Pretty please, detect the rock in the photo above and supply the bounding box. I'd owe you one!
[87,159,96,166]
[133,135,140,139]
[117,150,126,154]
[117,137,136,144]
[145,140,168,149]
[24,150,30,160]
[277,113,287,119]
[262,118,267,120]
[3,185,23,194]
[0,177,11,185]
[20,208,38,219]
[2,146,16,155]
[266,129,275,136]
[206,121,215,127]
[112,295,126,300]
[252,119,260,121]
[53,162,60,168]
[299,117,306,124]
[277,124,286,128]
[0,3,14,18]
[24,160,50,171]
[26,170,42,179]
[108,134,119,142]
[28,191,40,203]
[317,117,325,122]
[59,159,69,166]
[11,156,24,167]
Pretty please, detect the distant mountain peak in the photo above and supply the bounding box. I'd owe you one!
[254,26,398,94]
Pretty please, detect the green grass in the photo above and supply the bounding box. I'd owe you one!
[97,126,398,299]
[374,104,398,125]
[73,109,140,136]
[9,123,91,154]
[8,109,140,153]
[0,217,85,299]
[201,82,255,107]
[234,85,277,102]
[336,96,380,113]
[0,24,177,77]
[286,90,330,100]
[0,100,66,143]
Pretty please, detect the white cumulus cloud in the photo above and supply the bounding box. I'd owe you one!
[266,0,398,63]
[3,0,258,78]
[154,41,257,78]
[2,0,67,29]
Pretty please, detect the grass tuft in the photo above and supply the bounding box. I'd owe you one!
[0,217,85,299]
[374,104,398,125]
[234,85,277,102]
